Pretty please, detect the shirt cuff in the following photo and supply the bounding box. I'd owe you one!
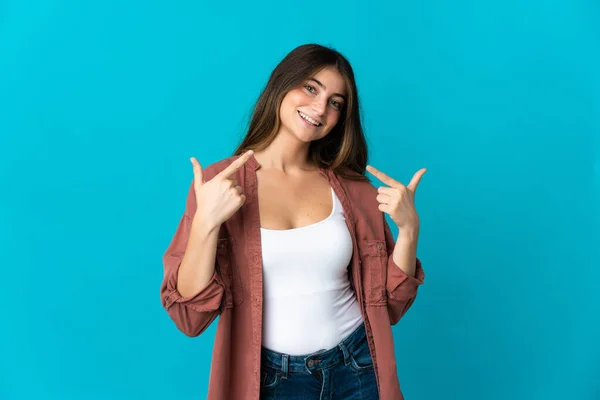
[386,257,425,301]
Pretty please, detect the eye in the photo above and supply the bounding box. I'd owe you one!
[304,84,316,93]
[330,99,343,109]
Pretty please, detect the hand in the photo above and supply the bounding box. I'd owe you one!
[366,165,426,231]
[190,150,254,229]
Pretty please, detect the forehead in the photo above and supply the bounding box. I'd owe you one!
[311,67,347,96]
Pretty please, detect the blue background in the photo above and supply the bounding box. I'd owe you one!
[1,0,598,399]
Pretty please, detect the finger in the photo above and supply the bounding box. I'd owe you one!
[218,150,254,179]
[376,193,391,204]
[407,168,427,192]
[228,185,242,197]
[377,186,398,196]
[229,179,238,187]
[190,157,204,185]
[366,165,403,188]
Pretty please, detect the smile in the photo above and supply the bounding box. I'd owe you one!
[298,111,322,127]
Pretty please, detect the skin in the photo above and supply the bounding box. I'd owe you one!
[253,66,348,173]
[251,66,348,230]
[189,66,427,277]
[366,165,427,276]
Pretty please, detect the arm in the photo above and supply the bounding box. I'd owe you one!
[364,164,427,325]
[384,219,425,325]
[160,185,225,337]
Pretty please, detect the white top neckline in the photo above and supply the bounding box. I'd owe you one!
[260,187,336,233]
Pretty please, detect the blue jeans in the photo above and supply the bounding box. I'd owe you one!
[260,322,379,399]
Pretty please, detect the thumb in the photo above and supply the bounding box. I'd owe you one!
[407,168,427,193]
[190,157,204,186]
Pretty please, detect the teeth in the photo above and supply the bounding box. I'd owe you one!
[299,111,321,126]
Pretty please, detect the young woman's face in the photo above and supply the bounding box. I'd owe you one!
[278,66,348,143]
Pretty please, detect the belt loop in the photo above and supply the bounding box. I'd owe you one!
[282,354,289,378]
[338,342,351,366]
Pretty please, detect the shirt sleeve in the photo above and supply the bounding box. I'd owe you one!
[160,209,225,337]
[383,217,425,325]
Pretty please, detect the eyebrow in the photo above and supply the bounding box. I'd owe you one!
[309,78,347,101]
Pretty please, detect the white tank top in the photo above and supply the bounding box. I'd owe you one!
[260,187,364,355]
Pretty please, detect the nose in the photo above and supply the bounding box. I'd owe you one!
[311,96,327,116]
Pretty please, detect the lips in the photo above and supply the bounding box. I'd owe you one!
[297,110,322,127]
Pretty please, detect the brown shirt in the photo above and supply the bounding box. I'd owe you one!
[160,154,425,400]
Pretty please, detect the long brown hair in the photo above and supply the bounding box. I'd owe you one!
[233,44,369,182]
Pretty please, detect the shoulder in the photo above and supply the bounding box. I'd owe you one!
[334,169,383,222]
[335,168,379,198]
[333,169,387,239]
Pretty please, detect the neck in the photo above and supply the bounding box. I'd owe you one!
[253,131,317,174]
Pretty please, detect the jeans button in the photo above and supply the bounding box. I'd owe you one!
[307,360,315,368]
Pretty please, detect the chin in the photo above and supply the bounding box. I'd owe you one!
[294,134,315,143]
[297,130,325,143]
[285,125,317,142]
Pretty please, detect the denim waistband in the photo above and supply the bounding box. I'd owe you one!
[260,322,368,373]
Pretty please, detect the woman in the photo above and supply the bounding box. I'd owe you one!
[160,43,426,400]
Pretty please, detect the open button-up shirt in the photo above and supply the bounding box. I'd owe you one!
[160,154,425,400]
